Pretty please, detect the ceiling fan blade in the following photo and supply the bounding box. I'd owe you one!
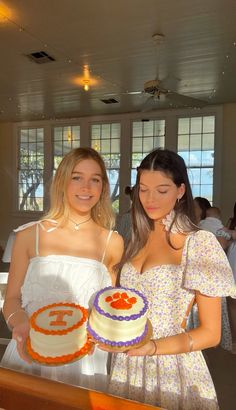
[166,91,207,108]
[141,95,156,112]
[103,90,143,97]
[158,75,181,91]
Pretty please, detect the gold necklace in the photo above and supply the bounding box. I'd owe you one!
[68,216,92,231]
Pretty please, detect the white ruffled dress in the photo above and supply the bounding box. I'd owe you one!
[1,221,112,391]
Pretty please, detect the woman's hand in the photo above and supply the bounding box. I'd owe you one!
[127,340,156,357]
[89,337,116,353]
[96,339,157,356]
[12,320,32,363]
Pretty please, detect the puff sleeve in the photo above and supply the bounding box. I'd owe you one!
[183,230,236,297]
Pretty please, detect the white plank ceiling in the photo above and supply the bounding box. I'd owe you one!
[0,0,236,122]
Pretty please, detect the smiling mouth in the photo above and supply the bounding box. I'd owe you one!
[76,195,91,200]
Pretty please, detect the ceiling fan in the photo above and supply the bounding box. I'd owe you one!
[105,78,207,111]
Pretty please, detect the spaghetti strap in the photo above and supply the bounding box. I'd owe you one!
[101,230,113,264]
[13,219,58,258]
[14,219,58,233]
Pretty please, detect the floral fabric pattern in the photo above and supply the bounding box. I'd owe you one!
[109,230,236,409]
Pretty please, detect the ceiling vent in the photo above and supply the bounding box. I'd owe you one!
[100,98,119,104]
[26,51,55,64]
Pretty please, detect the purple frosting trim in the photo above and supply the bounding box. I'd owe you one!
[93,286,148,321]
[87,321,148,347]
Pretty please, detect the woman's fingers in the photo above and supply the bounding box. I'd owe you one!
[13,327,32,364]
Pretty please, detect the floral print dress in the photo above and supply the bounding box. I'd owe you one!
[108,230,236,410]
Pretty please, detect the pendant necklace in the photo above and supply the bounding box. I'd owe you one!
[68,216,92,231]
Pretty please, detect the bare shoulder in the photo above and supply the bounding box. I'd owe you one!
[106,230,124,261]
[15,224,35,242]
[111,230,124,245]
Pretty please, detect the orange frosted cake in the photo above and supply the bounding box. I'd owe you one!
[27,302,91,365]
[87,286,149,349]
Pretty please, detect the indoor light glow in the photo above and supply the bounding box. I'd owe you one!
[0,2,13,22]
[83,80,90,91]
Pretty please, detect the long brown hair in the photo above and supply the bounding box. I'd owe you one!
[118,148,198,270]
[44,147,115,229]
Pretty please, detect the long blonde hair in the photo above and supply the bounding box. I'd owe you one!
[44,147,115,229]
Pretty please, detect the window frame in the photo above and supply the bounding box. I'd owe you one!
[13,106,223,217]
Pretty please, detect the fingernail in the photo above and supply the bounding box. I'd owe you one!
[16,336,23,342]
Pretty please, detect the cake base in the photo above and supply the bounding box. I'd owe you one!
[89,319,153,353]
[26,337,93,366]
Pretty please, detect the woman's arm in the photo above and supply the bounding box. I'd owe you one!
[127,291,221,356]
[3,230,32,362]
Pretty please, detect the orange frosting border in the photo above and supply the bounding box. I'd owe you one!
[30,302,88,335]
[27,336,92,365]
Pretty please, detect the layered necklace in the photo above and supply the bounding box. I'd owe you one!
[68,216,92,231]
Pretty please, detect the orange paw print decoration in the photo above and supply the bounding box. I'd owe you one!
[105,292,137,310]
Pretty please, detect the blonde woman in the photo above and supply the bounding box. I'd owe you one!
[1,147,123,391]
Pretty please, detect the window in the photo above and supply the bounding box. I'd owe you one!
[17,125,80,212]
[53,125,80,170]
[18,128,44,211]
[177,116,215,202]
[131,119,165,185]
[91,123,121,211]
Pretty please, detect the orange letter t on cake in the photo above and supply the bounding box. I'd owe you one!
[49,310,73,326]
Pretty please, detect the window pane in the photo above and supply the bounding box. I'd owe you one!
[200,185,213,201]
[143,137,154,153]
[131,120,165,177]
[111,139,119,153]
[143,122,154,136]
[18,169,44,211]
[202,134,214,150]
[203,116,215,133]
[18,128,45,211]
[190,117,202,133]
[91,123,121,211]
[154,120,165,135]
[133,137,143,152]
[53,125,80,170]
[202,151,214,166]
[28,129,37,142]
[189,151,201,166]
[178,151,189,166]
[111,123,120,138]
[133,122,142,137]
[178,115,215,203]
[178,135,189,151]
[190,134,201,151]
[54,127,62,140]
[188,168,201,185]
[101,139,111,153]
[178,118,189,134]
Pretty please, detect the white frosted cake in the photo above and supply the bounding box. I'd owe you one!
[87,286,149,349]
[27,302,91,364]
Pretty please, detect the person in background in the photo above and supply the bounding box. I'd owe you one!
[226,201,236,231]
[1,147,123,391]
[115,186,134,246]
[101,148,235,410]
[193,196,211,224]
[199,206,231,247]
[225,201,236,353]
[196,206,234,353]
